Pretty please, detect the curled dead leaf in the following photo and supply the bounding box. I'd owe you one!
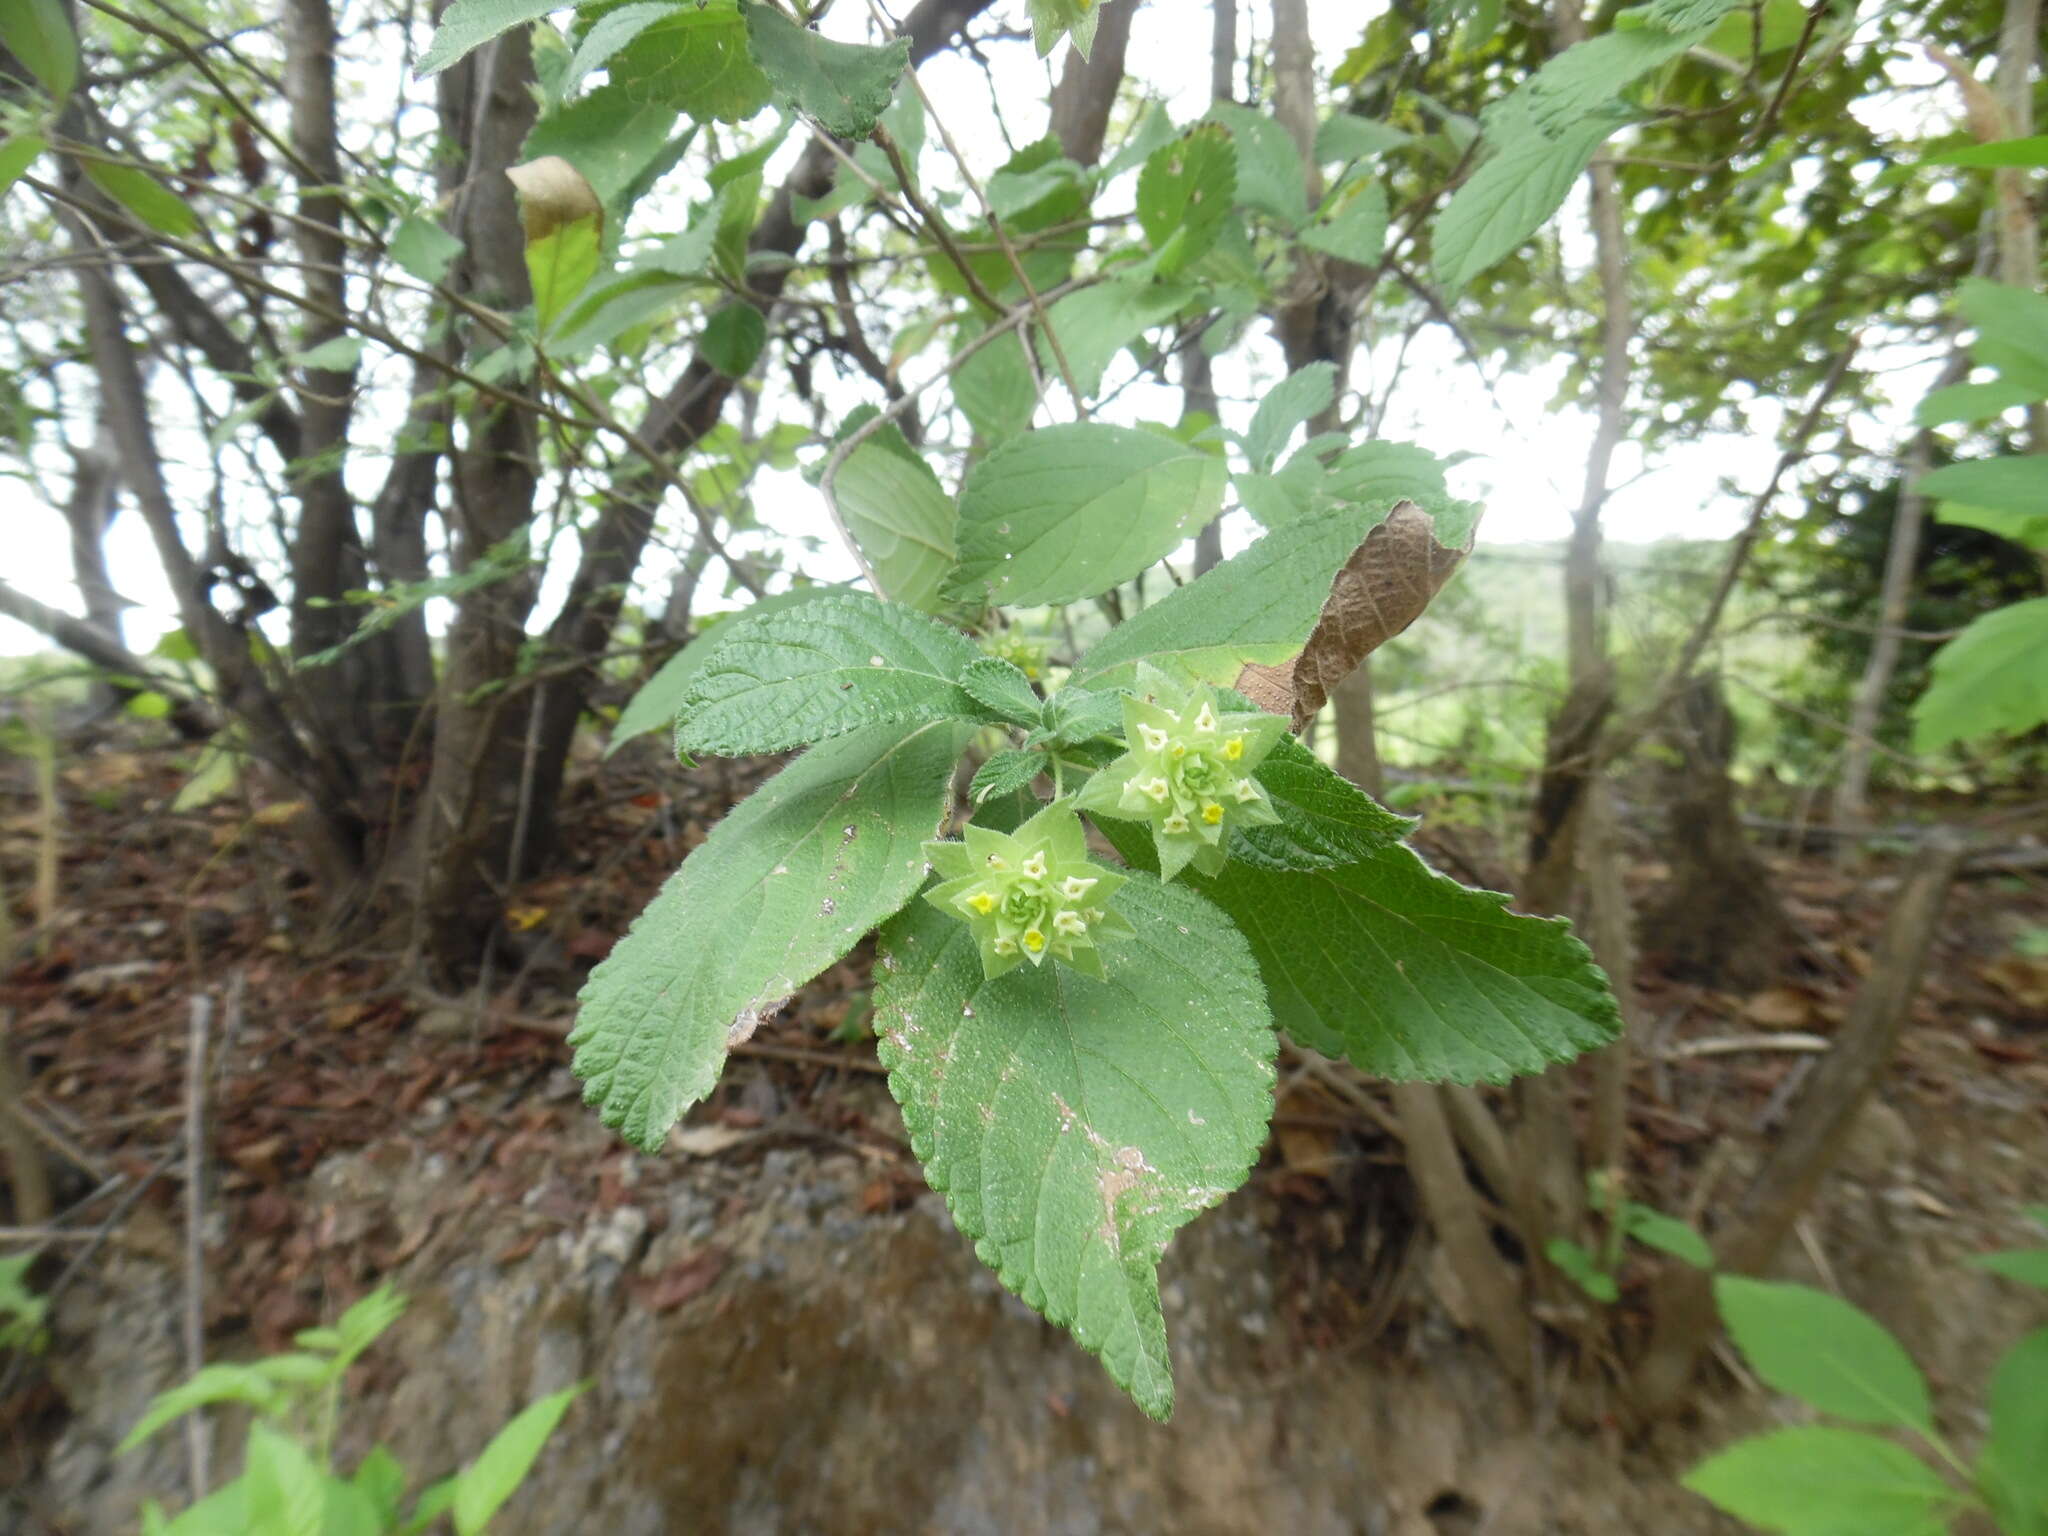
[504,155,601,242]
[1237,500,1472,728]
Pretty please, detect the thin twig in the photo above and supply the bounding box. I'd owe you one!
[182,993,213,1501]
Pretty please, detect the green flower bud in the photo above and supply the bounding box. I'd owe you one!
[1072,665,1288,881]
[923,801,1136,981]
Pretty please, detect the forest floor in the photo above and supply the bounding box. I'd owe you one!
[2,728,2045,1533]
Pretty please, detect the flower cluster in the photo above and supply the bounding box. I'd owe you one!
[1074,668,1287,880]
[923,801,1134,981]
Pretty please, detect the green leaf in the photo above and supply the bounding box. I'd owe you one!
[0,0,78,102]
[549,271,695,358]
[1433,106,1625,289]
[241,1423,327,1536]
[1044,686,1125,746]
[1136,124,1236,278]
[1621,1204,1713,1268]
[1131,837,1621,1082]
[875,873,1276,1420]
[1923,135,2048,169]
[352,1447,407,1526]
[1914,379,2041,428]
[951,325,1037,446]
[674,592,985,756]
[452,1383,586,1535]
[960,656,1042,726]
[1208,104,1307,227]
[743,5,908,139]
[1226,734,1413,870]
[698,302,766,376]
[291,335,364,373]
[402,1479,458,1536]
[1244,363,1337,475]
[1315,114,1410,163]
[1916,458,2048,524]
[331,1284,407,1369]
[1642,0,1742,31]
[831,419,956,612]
[418,0,566,75]
[1509,26,1695,135]
[572,720,966,1151]
[1033,278,1196,400]
[521,86,685,213]
[970,748,1047,804]
[1967,1248,2048,1289]
[601,0,770,123]
[1682,1427,1957,1536]
[1546,1238,1620,1303]
[947,424,1226,607]
[0,135,47,201]
[1713,1276,1932,1431]
[389,215,464,285]
[1072,502,1406,690]
[1934,500,2048,551]
[1983,1328,2048,1536]
[1913,599,2048,752]
[82,159,199,238]
[609,587,846,755]
[1301,175,1389,266]
[119,1365,282,1452]
[1027,0,1099,59]
[1958,278,2048,394]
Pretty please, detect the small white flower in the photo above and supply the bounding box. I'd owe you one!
[1138,723,1170,752]
[1162,812,1190,834]
[1234,778,1259,803]
[1192,702,1218,733]
[1060,874,1098,899]
[1054,909,1088,937]
[1020,850,1049,881]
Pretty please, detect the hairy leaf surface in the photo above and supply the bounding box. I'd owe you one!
[876,875,1276,1420]
[573,722,964,1151]
[745,5,908,139]
[676,593,985,756]
[947,425,1226,607]
[1103,825,1619,1082]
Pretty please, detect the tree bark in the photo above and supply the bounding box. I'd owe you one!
[1048,0,1140,166]
[412,29,545,980]
[1995,0,2044,448]
[1835,352,1970,839]
[505,0,1004,892]
[60,407,125,712]
[1187,0,1234,578]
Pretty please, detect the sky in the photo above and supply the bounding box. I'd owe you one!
[0,0,1948,658]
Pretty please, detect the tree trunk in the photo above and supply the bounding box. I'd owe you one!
[61,408,124,713]
[1834,353,1969,840]
[1048,0,1139,166]
[1638,675,1790,992]
[1995,0,2044,449]
[412,30,545,981]
[1188,0,1235,579]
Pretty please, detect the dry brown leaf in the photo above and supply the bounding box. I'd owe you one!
[1742,985,1819,1030]
[1236,500,1471,728]
[504,156,602,241]
[1981,954,2048,1014]
[1923,43,2008,142]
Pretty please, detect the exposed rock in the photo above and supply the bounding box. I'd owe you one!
[28,1137,1746,1536]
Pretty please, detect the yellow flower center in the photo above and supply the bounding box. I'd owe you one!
[1023,928,1046,953]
